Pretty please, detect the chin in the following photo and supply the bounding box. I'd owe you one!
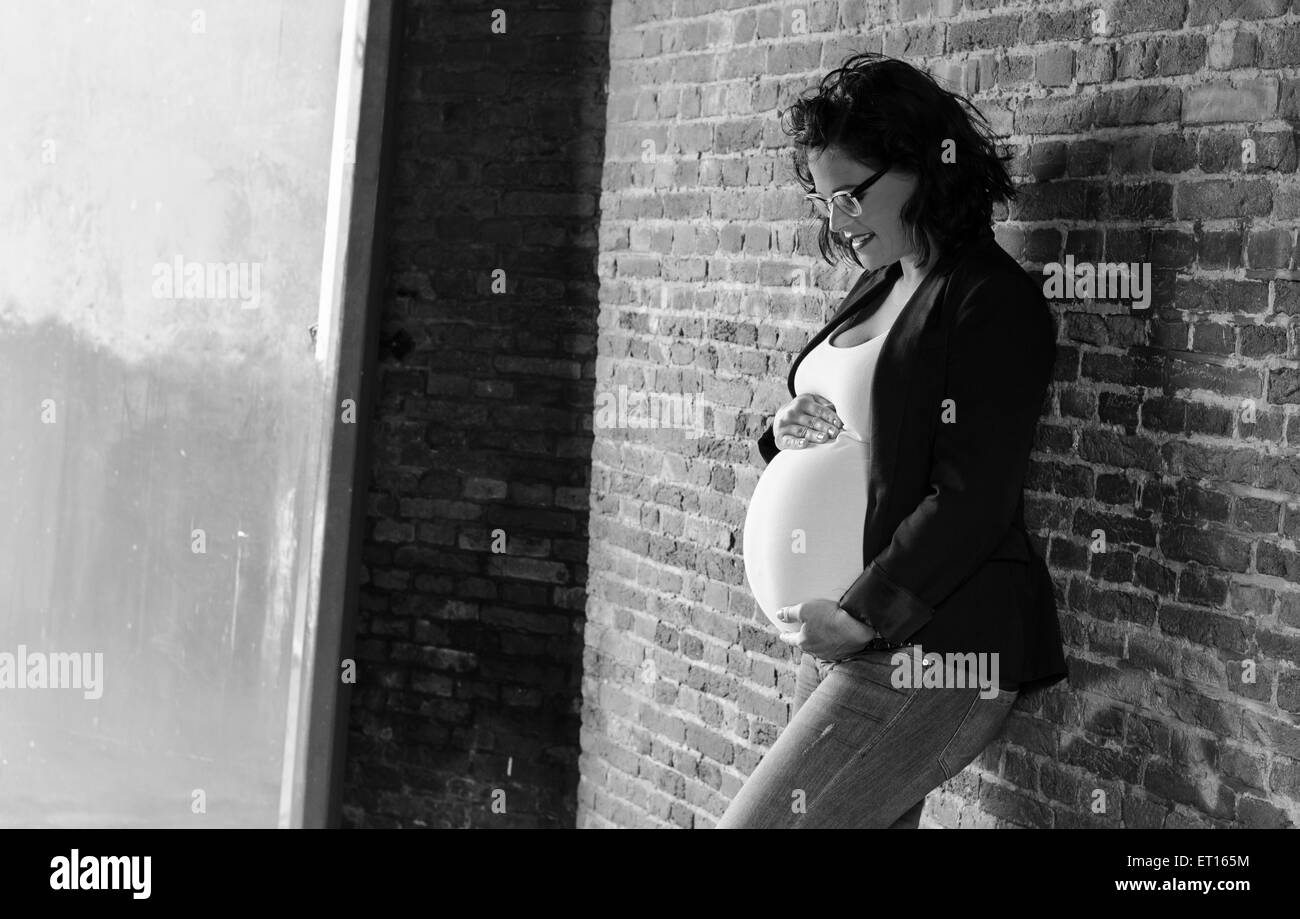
[856,247,894,267]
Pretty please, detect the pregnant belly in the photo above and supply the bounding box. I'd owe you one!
[742,437,869,632]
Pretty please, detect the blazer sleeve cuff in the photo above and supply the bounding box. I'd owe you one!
[758,420,780,464]
[837,560,933,644]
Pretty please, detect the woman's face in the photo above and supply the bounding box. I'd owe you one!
[806,145,919,269]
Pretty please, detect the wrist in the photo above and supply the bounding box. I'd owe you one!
[837,604,875,634]
[838,606,909,650]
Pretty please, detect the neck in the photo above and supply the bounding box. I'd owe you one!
[896,227,942,288]
[897,249,939,289]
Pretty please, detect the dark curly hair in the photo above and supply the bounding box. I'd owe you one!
[779,51,1016,269]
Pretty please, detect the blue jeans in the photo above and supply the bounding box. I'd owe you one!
[717,646,1019,828]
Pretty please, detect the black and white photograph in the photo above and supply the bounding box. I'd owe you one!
[0,0,1292,897]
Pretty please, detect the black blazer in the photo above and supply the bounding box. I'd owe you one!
[756,226,1068,693]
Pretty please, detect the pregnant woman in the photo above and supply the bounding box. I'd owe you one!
[722,52,1069,828]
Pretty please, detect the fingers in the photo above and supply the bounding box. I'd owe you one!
[800,396,844,438]
[812,405,846,431]
[777,604,803,624]
[801,411,842,442]
[780,413,843,448]
[775,394,845,449]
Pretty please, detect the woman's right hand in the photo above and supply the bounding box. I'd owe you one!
[773,394,844,449]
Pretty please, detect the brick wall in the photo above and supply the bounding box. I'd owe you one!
[340,1,610,828]
[579,0,1300,829]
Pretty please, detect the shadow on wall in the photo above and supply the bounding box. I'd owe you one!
[341,0,613,828]
[978,124,1300,828]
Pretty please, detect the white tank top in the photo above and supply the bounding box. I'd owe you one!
[742,299,898,632]
[793,312,890,441]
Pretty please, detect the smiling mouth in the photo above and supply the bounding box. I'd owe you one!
[847,232,875,250]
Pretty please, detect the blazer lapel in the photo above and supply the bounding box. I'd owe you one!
[865,256,948,539]
[862,230,1000,561]
[784,262,901,394]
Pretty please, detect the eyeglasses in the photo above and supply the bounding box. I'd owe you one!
[804,164,890,219]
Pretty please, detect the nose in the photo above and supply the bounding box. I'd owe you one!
[828,205,858,235]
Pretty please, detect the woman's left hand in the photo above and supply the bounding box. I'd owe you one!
[776,598,878,658]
